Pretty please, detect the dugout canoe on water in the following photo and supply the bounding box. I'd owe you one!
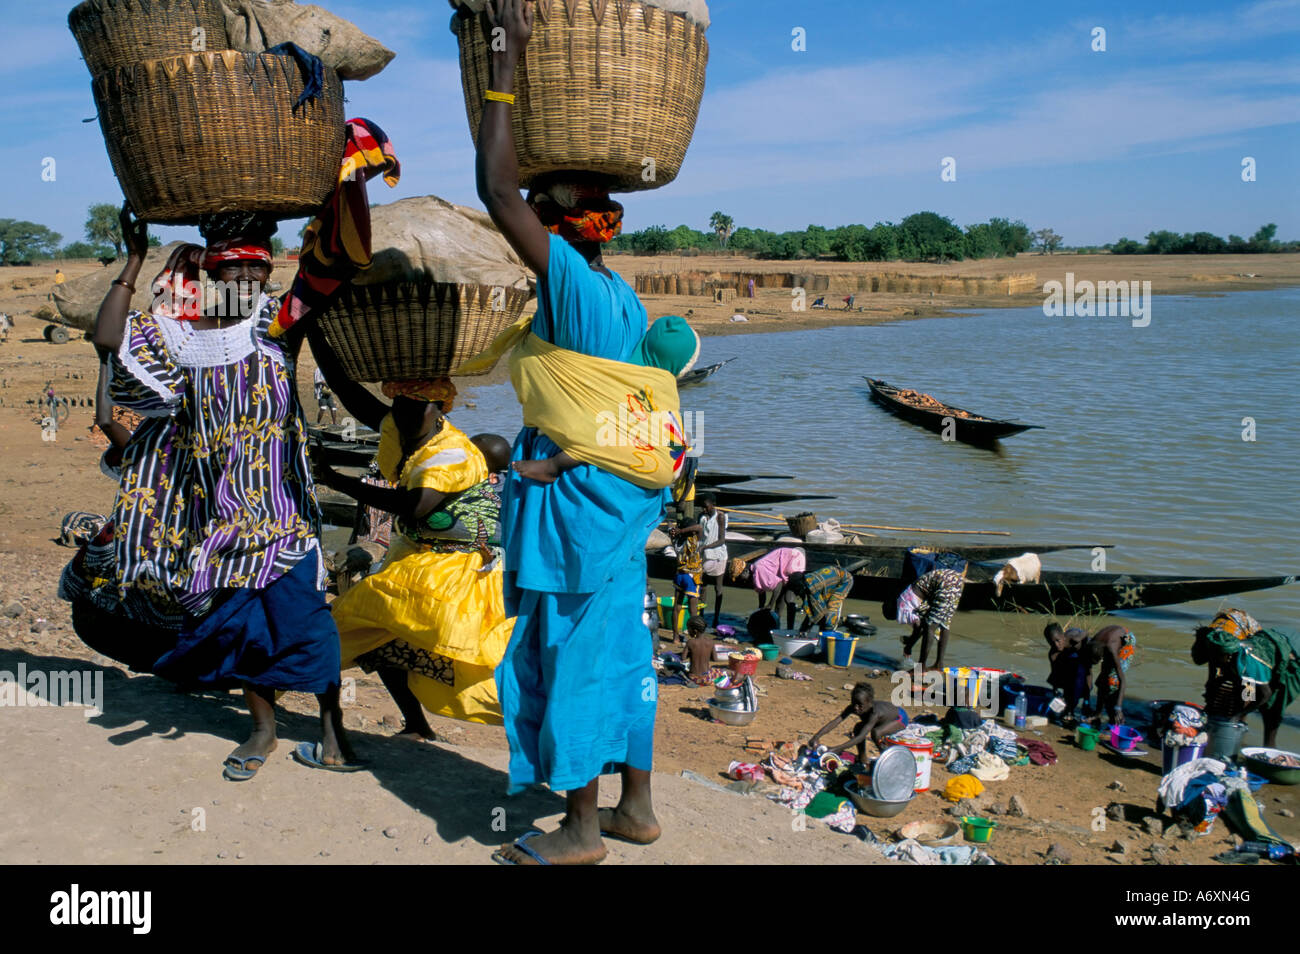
[865,377,1043,445]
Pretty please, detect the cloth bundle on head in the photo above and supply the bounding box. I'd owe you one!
[381,378,457,410]
[527,181,624,245]
[1209,608,1262,641]
[270,117,401,338]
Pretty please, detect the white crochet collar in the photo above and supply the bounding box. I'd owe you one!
[155,296,273,368]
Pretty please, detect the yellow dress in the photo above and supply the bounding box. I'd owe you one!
[331,416,513,725]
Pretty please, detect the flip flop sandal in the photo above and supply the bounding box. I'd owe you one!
[290,741,368,773]
[222,754,267,782]
[492,830,552,866]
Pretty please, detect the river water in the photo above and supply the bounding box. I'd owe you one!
[450,287,1300,746]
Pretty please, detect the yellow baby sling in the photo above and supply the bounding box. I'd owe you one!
[457,317,688,489]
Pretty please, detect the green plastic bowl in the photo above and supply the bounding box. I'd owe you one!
[1077,726,1100,751]
[961,816,996,843]
[757,643,779,660]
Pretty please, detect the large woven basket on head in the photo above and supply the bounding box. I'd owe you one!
[455,0,708,192]
[313,195,535,382]
[316,283,532,382]
[91,51,345,224]
[68,0,227,77]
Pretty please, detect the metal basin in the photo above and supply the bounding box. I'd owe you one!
[844,779,913,817]
[708,701,757,726]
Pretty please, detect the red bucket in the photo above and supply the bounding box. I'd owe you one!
[729,653,759,676]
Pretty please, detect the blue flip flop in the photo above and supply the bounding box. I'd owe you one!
[222,754,267,782]
[290,741,368,772]
[492,830,552,866]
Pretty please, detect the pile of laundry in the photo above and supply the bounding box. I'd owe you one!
[854,827,996,865]
[1157,703,1208,752]
[889,717,1058,781]
[756,743,859,833]
[1156,757,1270,838]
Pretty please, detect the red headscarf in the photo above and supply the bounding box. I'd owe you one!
[150,240,273,321]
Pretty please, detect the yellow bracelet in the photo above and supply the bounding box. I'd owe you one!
[484,90,515,105]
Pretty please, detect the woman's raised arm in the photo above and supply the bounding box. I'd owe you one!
[475,0,550,277]
[93,203,149,354]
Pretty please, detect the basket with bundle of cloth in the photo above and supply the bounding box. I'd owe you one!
[451,0,709,192]
[69,0,395,222]
[313,195,535,382]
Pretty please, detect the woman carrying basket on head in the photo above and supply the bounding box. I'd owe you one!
[473,0,692,866]
[89,204,360,780]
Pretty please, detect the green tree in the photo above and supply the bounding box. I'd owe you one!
[271,237,285,257]
[85,203,125,258]
[1034,228,1063,254]
[709,211,735,249]
[633,225,676,255]
[1144,230,1180,254]
[60,240,111,259]
[0,219,62,264]
[801,224,831,258]
[899,212,965,261]
[1110,237,1143,255]
[1249,223,1277,251]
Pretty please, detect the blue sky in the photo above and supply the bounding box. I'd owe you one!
[3,0,1297,247]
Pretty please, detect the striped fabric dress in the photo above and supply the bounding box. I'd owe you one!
[109,295,321,619]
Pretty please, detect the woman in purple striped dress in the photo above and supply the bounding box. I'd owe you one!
[86,205,358,781]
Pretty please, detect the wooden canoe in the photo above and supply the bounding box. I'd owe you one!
[865,378,1042,445]
[678,357,736,387]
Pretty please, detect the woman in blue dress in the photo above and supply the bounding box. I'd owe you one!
[477,0,668,865]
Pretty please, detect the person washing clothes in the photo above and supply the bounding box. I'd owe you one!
[806,682,907,764]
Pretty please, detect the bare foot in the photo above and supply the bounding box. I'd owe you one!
[512,458,559,484]
[598,806,662,845]
[495,821,607,865]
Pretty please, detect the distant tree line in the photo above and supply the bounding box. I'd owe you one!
[0,202,287,265]
[608,212,1034,262]
[1109,224,1293,255]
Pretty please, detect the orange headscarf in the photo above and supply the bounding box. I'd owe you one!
[381,378,457,410]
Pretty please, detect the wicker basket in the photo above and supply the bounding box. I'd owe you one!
[315,281,532,382]
[456,0,708,192]
[91,51,345,223]
[787,512,818,538]
[69,0,227,77]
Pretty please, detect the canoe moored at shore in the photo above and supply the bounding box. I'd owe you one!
[847,569,1298,615]
[865,377,1043,445]
[677,357,735,387]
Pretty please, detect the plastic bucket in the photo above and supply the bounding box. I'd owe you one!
[1206,718,1249,762]
[1000,682,1053,716]
[656,597,704,631]
[961,816,996,843]
[1162,742,1206,775]
[728,654,758,677]
[1077,726,1100,751]
[825,633,859,669]
[757,643,779,660]
[1111,725,1142,751]
[942,667,1005,709]
[884,737,933,792]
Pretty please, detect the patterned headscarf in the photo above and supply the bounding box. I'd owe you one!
[381,378,457,410]
[149,237,273,321]
[527,182,624,244]
[1209,608,1262,641]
